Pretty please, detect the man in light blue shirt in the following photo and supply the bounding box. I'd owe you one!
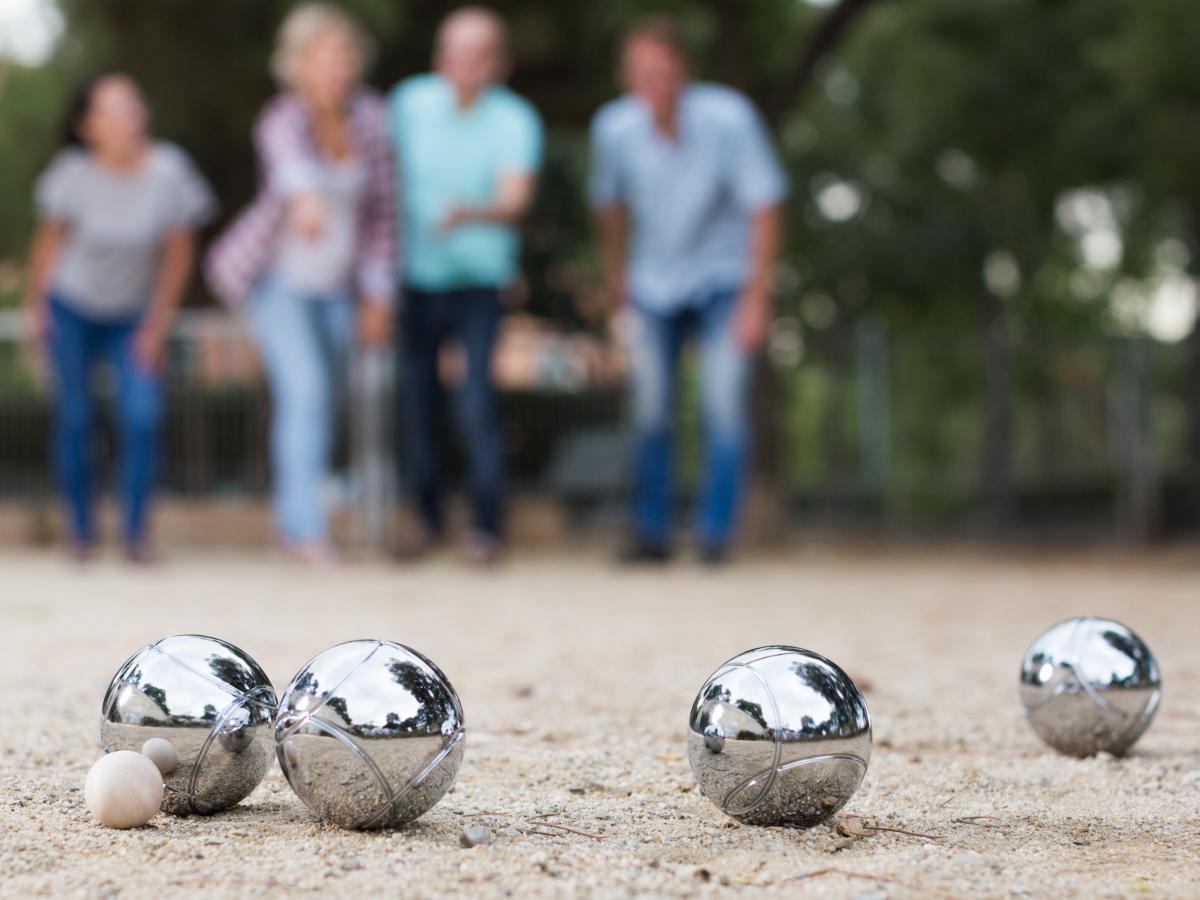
[590,16,788,564]
[389,6,543,563]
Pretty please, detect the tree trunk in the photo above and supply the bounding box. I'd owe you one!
[744,0,882,542]
[767,0,881,124]
[713,0,750,90]
[1184,202,1200,528]
[820,322,854,498]
[979,287,1015,529]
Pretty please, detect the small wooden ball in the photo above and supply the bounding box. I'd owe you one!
[84,751,163,828]
[141,738,178,775]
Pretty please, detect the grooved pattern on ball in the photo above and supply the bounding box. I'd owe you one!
[688,645,872,828]
[276,639,465,829]
[100,635,277,816]
[1019,617,1161,757]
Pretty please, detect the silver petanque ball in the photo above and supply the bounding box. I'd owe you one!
[275,640,465,829]
[101,635,277,816]
[1019,616,1161,757]
[688,645,872,828]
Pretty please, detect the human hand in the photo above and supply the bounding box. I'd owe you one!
[731,285,771,353]
[438,205,473,234]
[289,192,327,239]
[22,297,50,351]
[357,301,392,347]
[605,272,629,314]
[133,315,171,371]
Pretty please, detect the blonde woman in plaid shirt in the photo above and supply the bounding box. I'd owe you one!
[206,3,397,564]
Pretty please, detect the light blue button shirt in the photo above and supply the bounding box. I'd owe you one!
[588,83,788,313]
[389,74,543,292]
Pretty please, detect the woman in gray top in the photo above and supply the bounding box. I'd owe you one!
[22,71,215,562]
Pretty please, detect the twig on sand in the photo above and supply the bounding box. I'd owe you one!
[520,824,606,841]
[523,816,606,840]
[836,813,943,841]
[953,815,1002,828]
[869,824,944,840]
[775,868,956,898]
[786,868,906,887]
[521,826,568,838]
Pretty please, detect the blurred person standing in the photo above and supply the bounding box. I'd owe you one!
[23,72,215,563]
[590,17,788,565]
[389,7,542,565]
[206,3,396,565]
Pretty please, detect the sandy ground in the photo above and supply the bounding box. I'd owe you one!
[1,544,1198,898]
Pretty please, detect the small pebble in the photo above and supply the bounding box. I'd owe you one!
[460,825,493,848]
[141,738,178,775]
[84,751,163,829]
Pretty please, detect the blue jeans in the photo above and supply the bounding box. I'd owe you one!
[400,286,504,537]
[630,288,752,547]
[48,297,163,546]
[248,276,354,544]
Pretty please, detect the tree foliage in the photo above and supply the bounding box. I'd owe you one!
[3,0,1200,519]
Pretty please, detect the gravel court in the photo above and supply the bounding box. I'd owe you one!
[1,546,1198,898]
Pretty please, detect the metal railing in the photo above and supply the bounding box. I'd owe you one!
[0,309,1191,542]
[0,309,628,547]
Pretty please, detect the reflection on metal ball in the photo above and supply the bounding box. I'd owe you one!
[275,639,465,829]
[703,723,726,754]
[688,645,872,828]
[1019,616,1161,757]
[217,711,256,754]
[101,634,277,816]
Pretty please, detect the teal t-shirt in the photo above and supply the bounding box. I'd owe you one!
[389,74,543,291]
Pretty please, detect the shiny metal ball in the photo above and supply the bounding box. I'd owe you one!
[275,640,465,829]
[101,635,277,815]
[688,645,872,828]
[1019,617,1161,757]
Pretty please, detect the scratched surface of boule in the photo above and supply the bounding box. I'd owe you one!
[687,646,872,827]
[100,635,276,816]
[1019,616,1162,757]
[275,639,465,829]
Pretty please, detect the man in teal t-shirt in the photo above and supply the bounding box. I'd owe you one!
[389,6,543,564]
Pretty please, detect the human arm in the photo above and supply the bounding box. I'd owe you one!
[355,92,399,345]
[133,228,196,370]
[587,106,629,310]
[24,151,79,345]
[439,171,537,231]
[133,228,193,369]
[440,100,542,233]
[133,147,215,368]
[593,203,629,310]
[21,221,67,346]
[726,94,789,352]
[732,204,784,352]
[255,97,329,239]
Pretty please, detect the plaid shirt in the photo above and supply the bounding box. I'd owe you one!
[204,89,399,308]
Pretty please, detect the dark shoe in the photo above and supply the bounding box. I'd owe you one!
[394,521,439,562]
[124,542,159,566]
[617,538,673,565]
[462,530,503,566]
[279,541,340,568]
[71,540,97,565]
[696,542,731,567]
